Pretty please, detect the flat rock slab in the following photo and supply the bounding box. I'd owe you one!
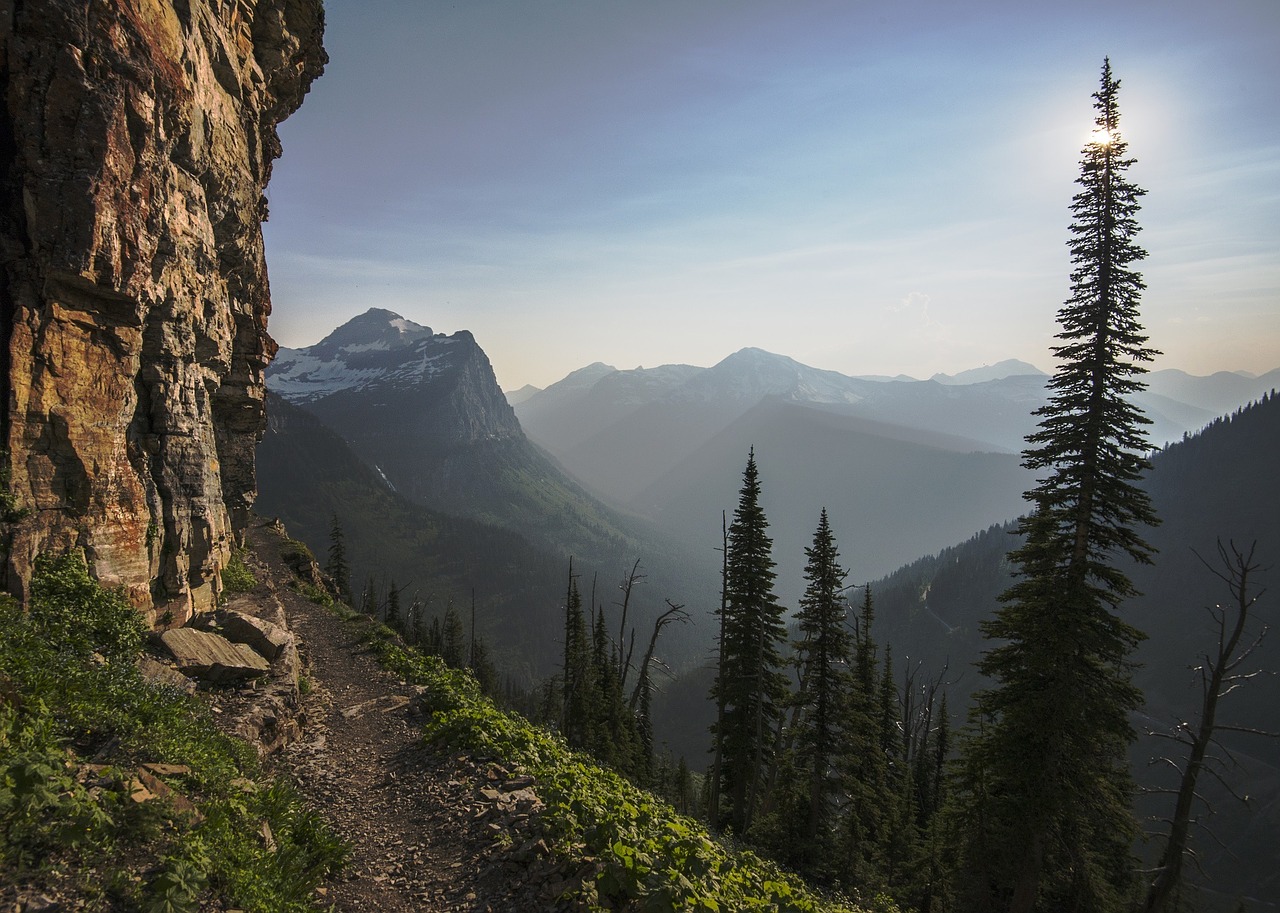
[159,628,270,683]
[221,610,292,661]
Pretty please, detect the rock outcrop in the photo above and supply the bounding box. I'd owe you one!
[0,0,325,623]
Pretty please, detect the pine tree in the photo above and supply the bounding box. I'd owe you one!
[424,615,443,657]
[561,574,594,748]
[837,584,889,893]
[468,634,500,697]
[385,579,403,632]
[709,448,789,835]
[956,59,1159,913]
[325,513,351,603]
[590,604,641,776]
[792,510,852,850]
[442,601,467,669]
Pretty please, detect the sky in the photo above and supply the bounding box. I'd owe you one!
[262,0,1280,392]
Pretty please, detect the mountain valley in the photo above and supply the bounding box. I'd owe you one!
[5,3,1278,909]
[261,310,720,678]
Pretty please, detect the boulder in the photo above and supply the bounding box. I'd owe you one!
[159,628,270,683]
[221,611,292,661]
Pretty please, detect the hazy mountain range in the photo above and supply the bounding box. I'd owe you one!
[514,350,1278,595]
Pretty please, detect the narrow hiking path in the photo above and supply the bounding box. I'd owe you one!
[242,521,571,912]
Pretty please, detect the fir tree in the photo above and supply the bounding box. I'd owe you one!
[957,59,1159,913]
[467,634,500,697]
[442,601,467,669]
[385,579,403,632]
[590,603,641,776]
[837,584,888,892]
[561,574,594,748]
[792,510,852,851]
[325,513,351,603]
[709,448,789,835]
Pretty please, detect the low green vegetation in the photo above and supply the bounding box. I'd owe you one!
[0,554,345,912]
[350,611,887,912]
[220,548,258,595]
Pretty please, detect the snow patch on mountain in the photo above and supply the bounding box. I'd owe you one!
[268,350,386,402]
[267,309,467,404]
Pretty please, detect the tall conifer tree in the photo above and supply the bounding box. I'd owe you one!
[325,513,351,603]
[793,509,851,845]
[561,573,594,749]
[709,448,788,834]
[957,59,1159,913]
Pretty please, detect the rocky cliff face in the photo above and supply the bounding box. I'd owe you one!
[0,0,325,623]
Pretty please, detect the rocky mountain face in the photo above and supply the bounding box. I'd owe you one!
[0,0,325,623]
[265,310,645,556]
[267,309,525,507]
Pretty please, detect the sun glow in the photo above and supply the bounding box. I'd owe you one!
[1090,126,1116,147]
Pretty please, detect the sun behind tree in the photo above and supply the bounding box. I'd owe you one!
[952,58,1160,913]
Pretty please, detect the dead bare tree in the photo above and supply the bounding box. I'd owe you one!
[628,598,691,712]
[1143,539,1274,913]
[615,558,645,691]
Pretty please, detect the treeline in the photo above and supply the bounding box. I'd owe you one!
[706,451,952,908]
[534,558,699,814]
[324,514,503,698]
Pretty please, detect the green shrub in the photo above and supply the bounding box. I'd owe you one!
[280,537,315,568]
[359,619,869,913]
[221,549,258,595]
[27,552,146,661]
[0,551,345,911]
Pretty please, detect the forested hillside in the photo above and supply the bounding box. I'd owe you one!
[871,393,1280,905]
[256,393,567,679]
[256,393,715,679]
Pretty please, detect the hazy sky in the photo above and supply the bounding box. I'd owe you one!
[262,0,1279,391]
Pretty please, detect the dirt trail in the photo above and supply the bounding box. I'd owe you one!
[243,522,566,912]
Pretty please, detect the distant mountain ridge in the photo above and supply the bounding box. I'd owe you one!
[513,350,1053,509]
[930,358,1044,385]
[515,350,1278,506]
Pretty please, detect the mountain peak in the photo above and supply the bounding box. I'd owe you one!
[931,359,1045,385]
[267,310,476,405]
[307,308,434,358]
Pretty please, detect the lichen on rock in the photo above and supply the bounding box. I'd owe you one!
[0,0,325,623]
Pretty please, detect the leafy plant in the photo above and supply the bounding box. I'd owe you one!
[0,551,345,911]
[358,617,875,912]
[221,548,258,595]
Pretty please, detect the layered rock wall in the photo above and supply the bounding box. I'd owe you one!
[0,0,324,623]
